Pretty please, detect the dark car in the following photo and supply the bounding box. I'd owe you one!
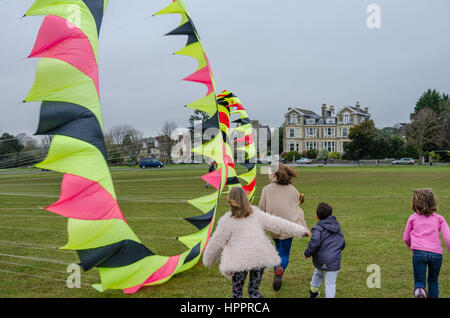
[139,158,164,168]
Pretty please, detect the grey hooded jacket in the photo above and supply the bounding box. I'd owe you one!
[304,216,345,271]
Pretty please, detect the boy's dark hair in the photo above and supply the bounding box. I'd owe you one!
[316,202,333,220]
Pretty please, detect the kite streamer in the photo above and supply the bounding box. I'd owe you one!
[24,0,229,293]
[216,91,257,202]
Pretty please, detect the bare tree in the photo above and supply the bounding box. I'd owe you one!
[105,125,144,165]
[38,135,52,150]
[158,121,178,162]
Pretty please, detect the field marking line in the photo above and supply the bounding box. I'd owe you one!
[0,208,45,210]
[0,225,178,240]
[0,226,65,232]
[0,241,70,252]
[0,192,191,203]
[0,214,185,221]
[0,260,98,280]
[0,269,93,287]
[114,176,202,183]
[0,192,59,198]
[0,239,61,249]
[0,253,71,265]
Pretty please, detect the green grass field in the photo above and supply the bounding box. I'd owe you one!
[0,165,449,298]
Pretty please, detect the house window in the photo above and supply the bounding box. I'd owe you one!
[289,142,295,151]
[289,128,295,138]
[291,114,297,124]
[306,141,317,150]
[323,127,335,136]
[306,127,316,137]
[342,127,348,137]
[296,143,300,152]
[344,113,350,124]
[327,142,335,152]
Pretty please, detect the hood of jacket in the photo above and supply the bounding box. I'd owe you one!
[317,216,341,233]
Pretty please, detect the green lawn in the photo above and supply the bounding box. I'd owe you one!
[0,165,449,298]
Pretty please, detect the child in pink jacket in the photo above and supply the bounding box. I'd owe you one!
[203,187,308,298]
[403,188,450,298]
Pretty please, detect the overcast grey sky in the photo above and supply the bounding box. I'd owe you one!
[1,0,450,138]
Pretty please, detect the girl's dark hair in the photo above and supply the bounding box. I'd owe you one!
[272,163,298,185]
[316,202,333,220]
[412,188,437,217]
[227,187,253,218]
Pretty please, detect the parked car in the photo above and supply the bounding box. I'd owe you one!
[257,158,271,164]
[139,158,164,168]
[392,158,415,165]
[296,158,312,164]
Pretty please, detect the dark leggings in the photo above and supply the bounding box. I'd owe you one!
[232,268,264,298]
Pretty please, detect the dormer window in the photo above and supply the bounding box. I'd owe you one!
[291,113,297,124]
[344,113,350,124]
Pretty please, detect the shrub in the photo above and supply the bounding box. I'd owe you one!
[286,151,301,162]
[317,149,329,160]
[328,151,340,159]
[307,149,318,159]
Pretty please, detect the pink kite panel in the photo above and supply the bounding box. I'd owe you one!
[201,168,223,190]
[29,15,100,96]
[123,255,181,294]
[46,174,125,221]
[183,66,214,95]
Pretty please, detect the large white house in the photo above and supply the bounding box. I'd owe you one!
[283,102,371,154]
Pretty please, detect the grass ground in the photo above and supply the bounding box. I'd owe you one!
[0,165,449,298]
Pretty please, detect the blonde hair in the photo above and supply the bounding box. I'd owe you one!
[412,188,437,217]
[226,187,253,218]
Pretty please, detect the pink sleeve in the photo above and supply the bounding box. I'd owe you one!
[439,215,450,254]
[403,215,414,248]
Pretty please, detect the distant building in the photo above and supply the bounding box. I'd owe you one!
[139,137,160,158]
[283,101,371,154]
[250,120,271,155]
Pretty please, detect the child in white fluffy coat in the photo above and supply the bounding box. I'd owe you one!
[203,187,308,298]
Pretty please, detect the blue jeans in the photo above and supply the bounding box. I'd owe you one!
[310,268,339,298]
[412,250,442,298]
[273,238,293,271]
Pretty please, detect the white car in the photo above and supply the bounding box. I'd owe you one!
[392,158,415,165]
[296,158,312,164]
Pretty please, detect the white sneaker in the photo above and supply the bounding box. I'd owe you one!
[414,287,428,298]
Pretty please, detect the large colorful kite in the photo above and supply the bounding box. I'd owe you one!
[23,0,232,294]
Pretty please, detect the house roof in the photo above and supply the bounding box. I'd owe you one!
[340,106,371,116]
[286,108,320,117]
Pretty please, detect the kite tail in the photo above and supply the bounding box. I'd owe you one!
[217,91,258,202]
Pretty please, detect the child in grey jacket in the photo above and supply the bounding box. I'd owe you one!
[304,202,345,298]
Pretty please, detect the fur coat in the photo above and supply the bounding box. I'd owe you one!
[203,206,307,278]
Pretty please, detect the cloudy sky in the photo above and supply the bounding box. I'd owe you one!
[1,0,449,138]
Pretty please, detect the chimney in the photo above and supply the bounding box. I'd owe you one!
[330,105,335,116]
[364,106,369,113]
[355,101,360,112]
[321,103,327,118]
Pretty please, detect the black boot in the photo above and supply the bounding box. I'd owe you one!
[273,266,283,291]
